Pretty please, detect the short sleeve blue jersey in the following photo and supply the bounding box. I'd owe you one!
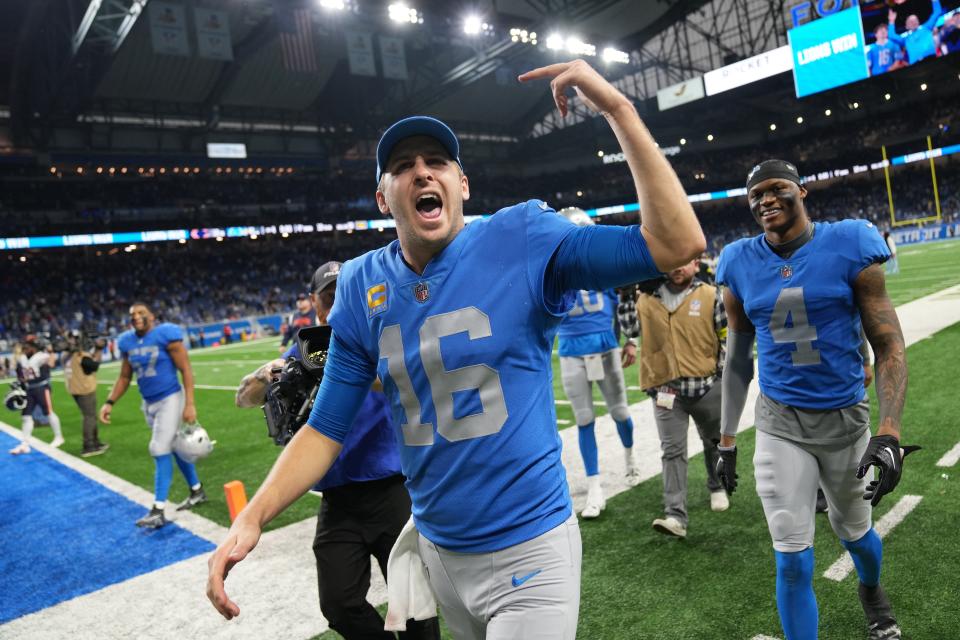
[867,41,901,74]
[716,220,889,410]
[557,289,619,356]
[118,322,184,403]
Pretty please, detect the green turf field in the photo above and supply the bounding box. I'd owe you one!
[17,238,960,639]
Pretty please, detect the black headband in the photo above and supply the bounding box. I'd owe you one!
[746,159,801,191]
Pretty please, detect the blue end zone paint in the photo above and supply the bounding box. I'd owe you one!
[0,431,215,623]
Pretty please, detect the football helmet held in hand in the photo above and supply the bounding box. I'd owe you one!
[173,421,214,464]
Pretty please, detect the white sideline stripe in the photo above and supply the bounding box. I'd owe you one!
[751,635,782,640]
[555,399,609,407]
[557,419,571,425]
[936,441,960,467]
[822,495,923,582]
[628,385,642,391]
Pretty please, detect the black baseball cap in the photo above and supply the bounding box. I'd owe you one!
[310,261,342,294]
[746,159,802,190]
[375,116,463,184]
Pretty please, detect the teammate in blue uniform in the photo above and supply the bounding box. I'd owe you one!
[9,336,64,454]
[207,60,706,638]
[716,160,915,640]
[866,23,903,75]
[556,207,639,519]
[100,302,207,528]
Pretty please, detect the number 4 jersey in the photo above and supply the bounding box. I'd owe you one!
[117,323,184,403]
[716,219,889,410]
[325,201,589,552]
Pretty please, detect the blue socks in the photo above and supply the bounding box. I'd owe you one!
[153,454,173,504]
[173,452,201,489]
[578,422,599,476]
[841,528,883,587]
[775,548,818,640]
[615,417,634,448]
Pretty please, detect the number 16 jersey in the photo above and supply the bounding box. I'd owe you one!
[328,201,590,552]
[716,219,889,410]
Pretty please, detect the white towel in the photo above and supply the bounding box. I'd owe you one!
[384,515,437,631]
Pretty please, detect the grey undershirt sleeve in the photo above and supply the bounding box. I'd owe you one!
[721,329,755,438]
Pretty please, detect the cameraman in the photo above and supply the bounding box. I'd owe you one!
[61,330,109,457]
[235,262,439,640]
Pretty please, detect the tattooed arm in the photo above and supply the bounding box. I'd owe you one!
[236,358,285,408]
[854,264,907,439]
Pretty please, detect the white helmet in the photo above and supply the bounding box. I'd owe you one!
[173,422,214,463]
[4,383,28,412]
[558,206,595,227]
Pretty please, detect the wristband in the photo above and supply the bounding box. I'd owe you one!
[105,399,115,406]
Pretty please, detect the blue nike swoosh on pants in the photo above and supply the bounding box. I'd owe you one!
[511,569,542,588]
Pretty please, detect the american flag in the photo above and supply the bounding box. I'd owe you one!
[275,4,317,73]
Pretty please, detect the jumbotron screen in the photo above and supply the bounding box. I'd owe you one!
[789,0,960,97]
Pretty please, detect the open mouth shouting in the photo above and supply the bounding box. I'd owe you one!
[415,192,444,221]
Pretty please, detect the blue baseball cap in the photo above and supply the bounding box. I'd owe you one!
[375,116,463,184]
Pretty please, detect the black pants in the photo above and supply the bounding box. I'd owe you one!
[314,474,440,640]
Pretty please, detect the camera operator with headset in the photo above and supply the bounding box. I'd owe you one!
[235,261,439,640]
[60,329,109,457]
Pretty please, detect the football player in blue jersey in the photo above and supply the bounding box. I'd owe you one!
[99,302,207,528]
[866,23,903,76]
[715,159,915,640]
[556,207,640,519]
[207,59,706,638]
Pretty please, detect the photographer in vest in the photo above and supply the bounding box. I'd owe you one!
[618,258,729,539]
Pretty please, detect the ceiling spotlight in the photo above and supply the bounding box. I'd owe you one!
[769,123,777,131]
[463,15,481,35]
[546,33,563,50]
[852,101,859,109]
[824,108,832,116]
[597,150,604,157]
[920,83,928,91]
[319,0,346,9]
[576,190,583,197]
[884,93,891,101]
[679,138,686,145]
[796,116,804,124]
[565,37,596,56]
[388,3,422,24]
[706,134,714,141]
[602,47,629,64]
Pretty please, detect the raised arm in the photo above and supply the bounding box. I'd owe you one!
[518,60,705,271]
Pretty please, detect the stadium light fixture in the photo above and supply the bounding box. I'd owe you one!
[706,134,714,141]
[509,28,537,44]
[96,166,103,174]
[463,15,490,35]
[20,256,26,262]
[389,3,423,24]
[884,93,891,101]
[49,166,56,174]
[852,101,859,109]
[178,238,187,244]
[76,166,84,174]
[824,108,831,116]
[679,138,686,145]
[576,190,583,197]
[546,32,563,50]
[319,0,346,9]
[597,150,604,157]
[769,123,777,131]
[920,83,927,91]
[566,37,596,56]
[602,47,629,64]
[120,166,128,174]
[796,116,803,124]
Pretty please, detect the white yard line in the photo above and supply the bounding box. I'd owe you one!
[936,441,960,467]
[822,495,924,582]
[751,635,782,640]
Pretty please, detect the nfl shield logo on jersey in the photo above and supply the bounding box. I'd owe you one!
[414,282,430,303]
[780,265,793,279]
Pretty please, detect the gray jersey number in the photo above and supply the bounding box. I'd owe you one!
[769,287,821,366]
[380,307,508,445]
[568,290,604,317]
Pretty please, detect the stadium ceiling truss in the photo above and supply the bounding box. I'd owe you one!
[529,0,792,137]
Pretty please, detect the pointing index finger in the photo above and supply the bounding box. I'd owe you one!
[517,62,571,83]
